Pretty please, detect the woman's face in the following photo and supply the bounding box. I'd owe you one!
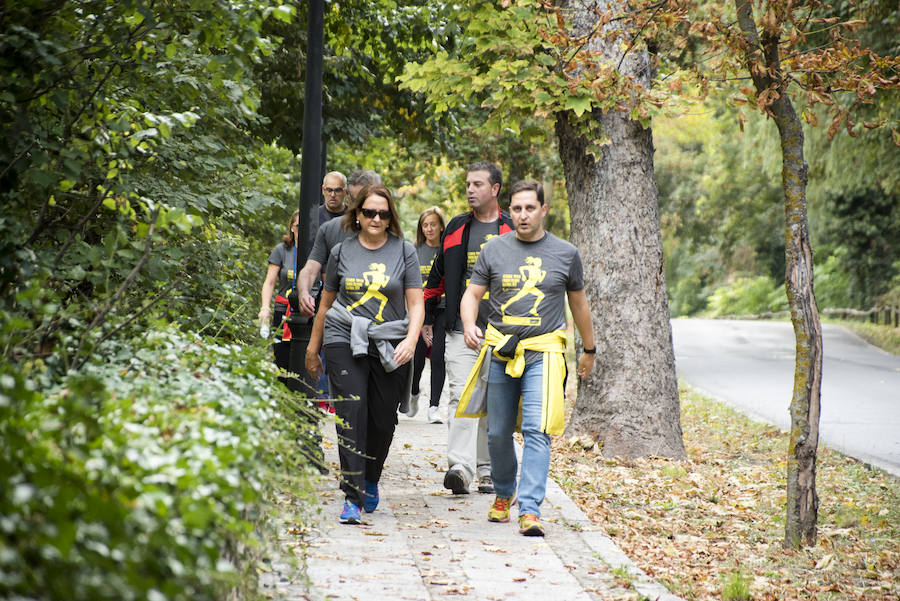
[291,216,299,240]
[358,194,391,238]
[421,214,442,245]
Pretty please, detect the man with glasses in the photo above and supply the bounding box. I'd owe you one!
[319,171,349,225]
[299,170,383,317]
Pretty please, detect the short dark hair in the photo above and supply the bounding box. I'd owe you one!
[508,180,544,205]
[467,162,502,192]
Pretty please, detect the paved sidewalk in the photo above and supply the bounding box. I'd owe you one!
[261,409,683,601]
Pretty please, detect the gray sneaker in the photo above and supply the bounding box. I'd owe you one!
[405,392,420,418]
[443,468,470,494]
[477,475,494,494]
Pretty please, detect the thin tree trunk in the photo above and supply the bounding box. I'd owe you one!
[556,0,685,459]
[734,0,822,548]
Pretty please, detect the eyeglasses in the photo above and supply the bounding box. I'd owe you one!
[359,208,392,220]
[324,187,344,195]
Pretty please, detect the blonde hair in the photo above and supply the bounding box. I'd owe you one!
[415,206,446,247]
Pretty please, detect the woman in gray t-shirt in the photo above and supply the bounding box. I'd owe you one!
[406,207,447,423]
[258,210,299,382]
[305,185,424,524]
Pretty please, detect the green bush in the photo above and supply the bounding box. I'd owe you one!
[814,252,854,308]
[0,330,319,601]
[706,275,784,317]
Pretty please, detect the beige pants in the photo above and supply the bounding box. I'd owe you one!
[444,331,491,484]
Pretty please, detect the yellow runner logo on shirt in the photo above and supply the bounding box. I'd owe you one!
[345,262,390,322]
[500,256,545,326]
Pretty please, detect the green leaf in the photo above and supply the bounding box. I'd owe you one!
[565,96,593,117]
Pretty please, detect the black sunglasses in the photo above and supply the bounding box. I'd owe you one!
[359,208,392,220]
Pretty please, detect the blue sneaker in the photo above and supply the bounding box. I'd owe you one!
[364,481,379,513]
[340,500,361,524]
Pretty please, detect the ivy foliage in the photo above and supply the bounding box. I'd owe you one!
[1,0,300,369]
[0,329,318,601]
[1,2,320,598]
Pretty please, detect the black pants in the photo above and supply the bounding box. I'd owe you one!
[411,309,446,408]
[324,342,410,507]
[274,309,325,473]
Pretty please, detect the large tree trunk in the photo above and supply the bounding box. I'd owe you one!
[556,1,685,460]
[734,0,823,548]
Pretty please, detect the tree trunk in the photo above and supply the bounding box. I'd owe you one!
[555,1,685,460]
[734,0,822,548]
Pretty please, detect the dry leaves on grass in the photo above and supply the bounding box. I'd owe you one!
[550,384,900,601]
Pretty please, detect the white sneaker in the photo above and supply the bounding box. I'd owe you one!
[427,405,442,424]
[405,393,420,418]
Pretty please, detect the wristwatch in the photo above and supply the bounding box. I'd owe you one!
[583,347,596,354]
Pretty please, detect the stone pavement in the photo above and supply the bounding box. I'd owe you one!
[261,405,684,601]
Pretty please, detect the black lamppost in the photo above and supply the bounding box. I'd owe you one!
[287,0,324,393]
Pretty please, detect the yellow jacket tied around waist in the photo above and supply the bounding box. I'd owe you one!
[456,324,568,435]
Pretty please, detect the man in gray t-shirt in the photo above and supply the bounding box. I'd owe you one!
[460,180,596,537]
[470,230,584,365]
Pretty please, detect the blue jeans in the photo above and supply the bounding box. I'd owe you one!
[487,359,550,517]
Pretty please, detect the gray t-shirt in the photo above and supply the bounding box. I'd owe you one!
[323,234,422,346]
[416,244,445,309]
[267,243,297,299]
[454,218,500,331]
[309,217,353,270]
[470,231,584,364]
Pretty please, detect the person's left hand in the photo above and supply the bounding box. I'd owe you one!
[577,353,595,379]
[393,336,416,366]
[305,349,323,378]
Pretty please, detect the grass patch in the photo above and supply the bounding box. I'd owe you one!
[551,383,900,601]
[721,571,752,601]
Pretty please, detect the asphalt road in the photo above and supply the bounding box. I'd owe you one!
[671,318,900,478]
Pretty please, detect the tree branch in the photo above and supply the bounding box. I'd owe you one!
[71,208,160,369]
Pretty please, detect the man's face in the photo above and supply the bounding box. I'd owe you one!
[466,170,499,212]
[322,174,347,212]
[348,184,364,204]
[509,190,547,240]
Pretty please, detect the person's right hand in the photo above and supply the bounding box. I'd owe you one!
[463,324,483,350]
[258,307,271,325]
[422,324,433,347]
[305,349,322,378]
[299,292,316,317]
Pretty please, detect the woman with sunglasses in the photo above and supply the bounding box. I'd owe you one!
[403,207,448,423]
[306,184,424,524]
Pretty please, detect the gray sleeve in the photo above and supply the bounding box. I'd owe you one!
[469,245,491,287]
[324,243,342,292]
[567,249,585,291]
[403,241,423,289]
[309,225,329,266]
[268,244,285,266]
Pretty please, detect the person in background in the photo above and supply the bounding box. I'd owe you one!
[423,162,513,495]
[319,171,348,225]
[305,184,423,524]
[458,180,595,537]
[258,210,327,473]
[258,210,300,386]
[405,207,447,423]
